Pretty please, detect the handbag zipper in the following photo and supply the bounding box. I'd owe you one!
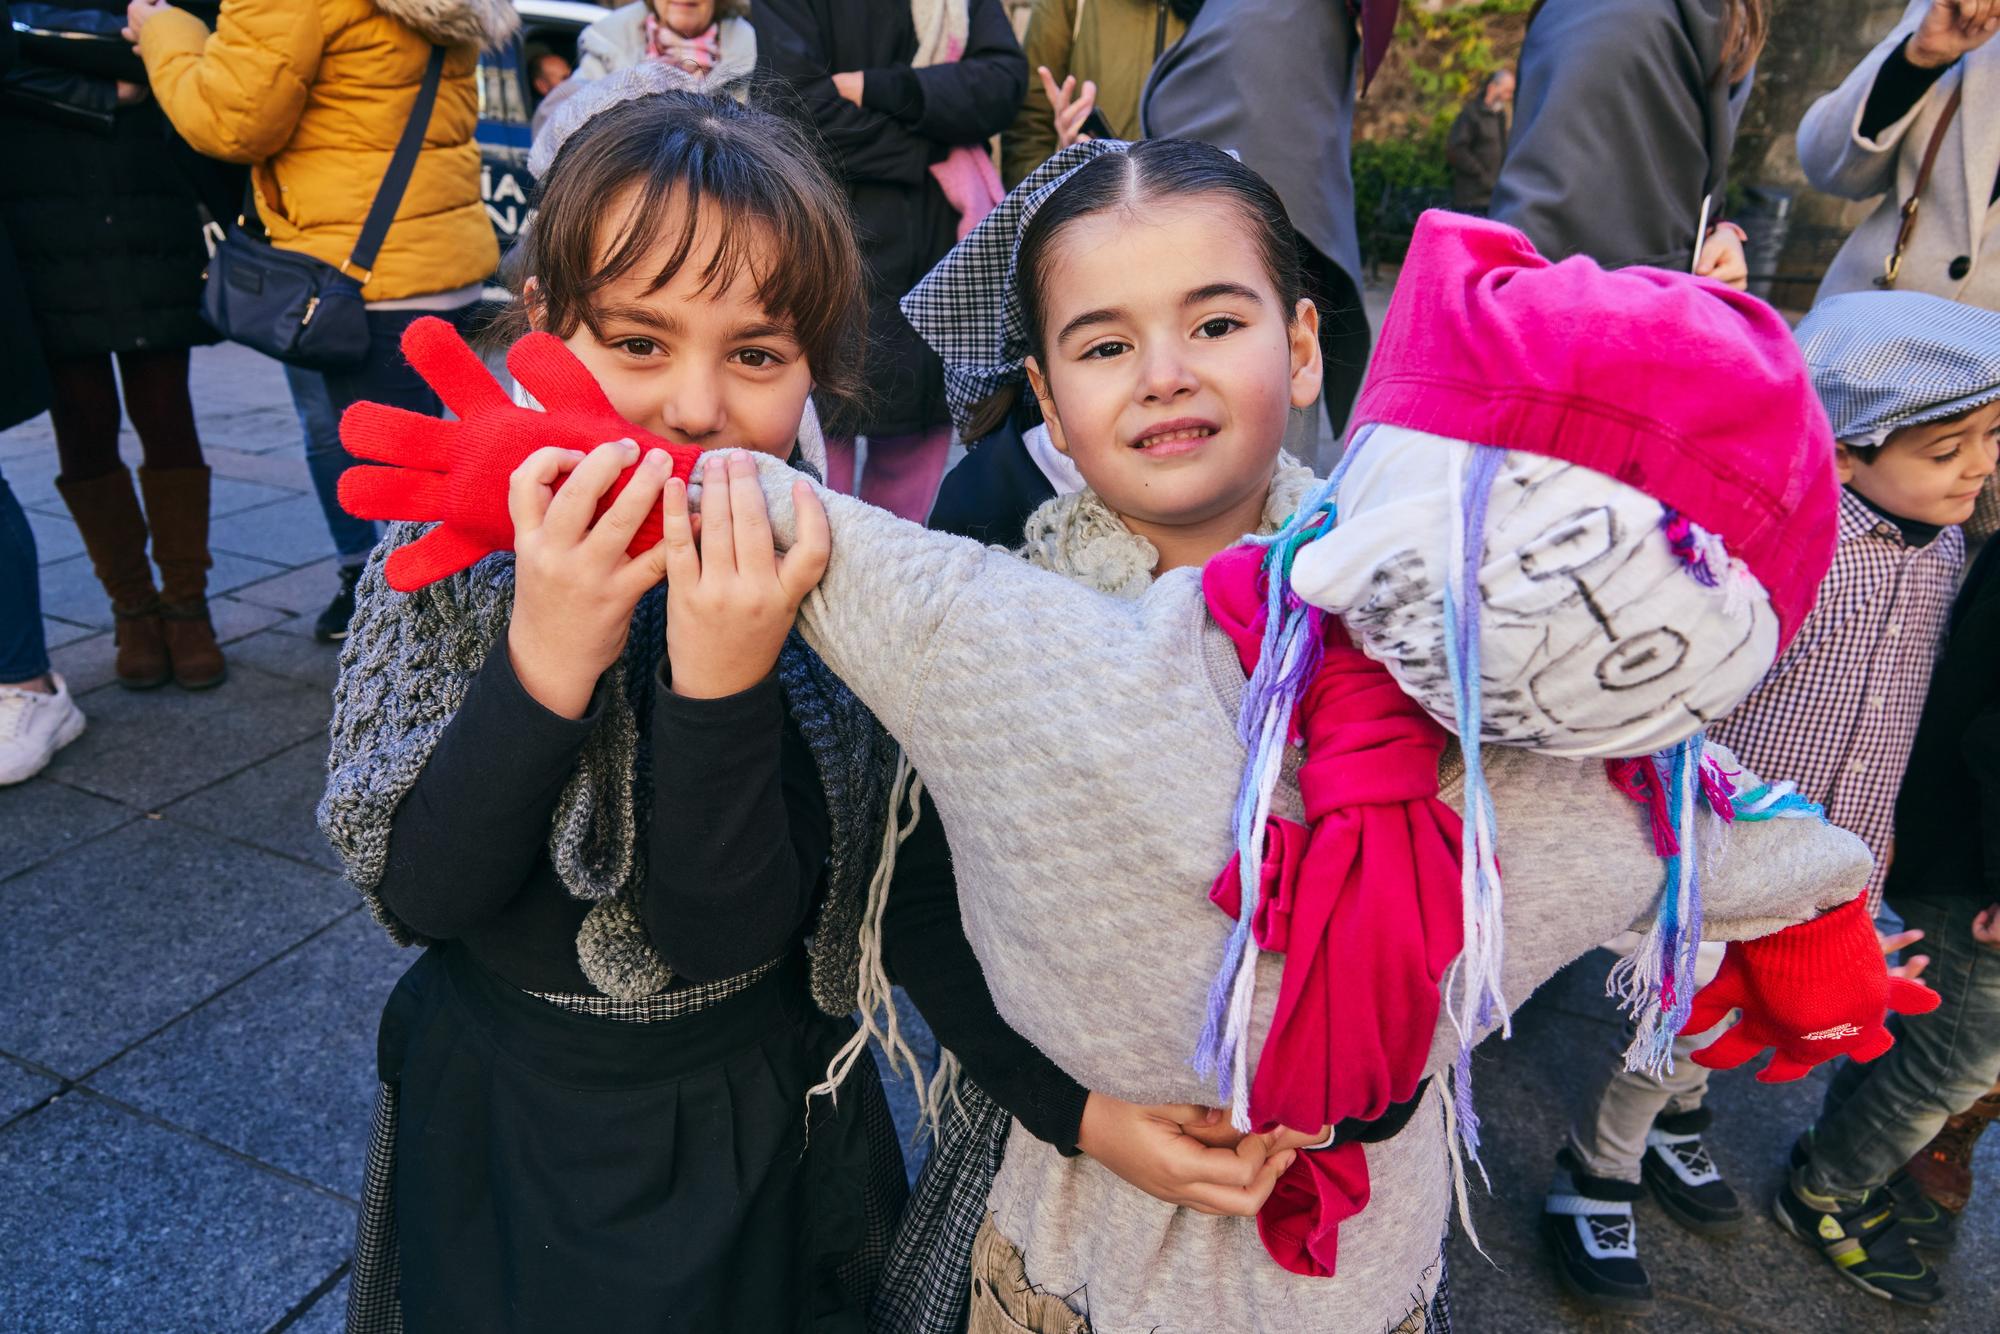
[302,295,320,327]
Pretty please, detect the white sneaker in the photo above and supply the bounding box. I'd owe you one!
[0,674,87,785]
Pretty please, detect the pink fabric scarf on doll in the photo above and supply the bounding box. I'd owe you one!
[1200,543,1466,1277]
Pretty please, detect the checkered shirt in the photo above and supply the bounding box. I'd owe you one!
[1795,292,2000,448]
[1708,489,1964,913]
[900,140,1129,439]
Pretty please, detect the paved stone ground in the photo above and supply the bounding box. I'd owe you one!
[1,341,1994,1331]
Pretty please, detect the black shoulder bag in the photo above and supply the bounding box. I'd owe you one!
[201,44,445,370]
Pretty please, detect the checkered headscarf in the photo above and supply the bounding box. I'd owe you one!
[1795,291,2000,449]
[900,140,1130,438]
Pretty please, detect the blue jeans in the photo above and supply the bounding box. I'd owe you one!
[1803,894,2000,1199]
[318,308,469,563]
[285,363,379,565]
[0,468,50,681]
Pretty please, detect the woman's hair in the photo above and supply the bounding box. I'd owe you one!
[1527,0,1767,84]
[1015,139,1306,364]
[497,89,866,415]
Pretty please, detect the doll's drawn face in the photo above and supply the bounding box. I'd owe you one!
[1291,429,1781,758]
[536,187,812,461]
[1024,199,1322,556]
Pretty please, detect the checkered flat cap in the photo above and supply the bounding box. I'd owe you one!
[900,140,1129,438]
[1794,291,2000,448]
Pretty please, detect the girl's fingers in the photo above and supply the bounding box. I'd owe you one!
[545,440,639,544]
[726,452,776,575]
[507,446,587,538]
[588,448,671,557]
[658,475,701,589]
[1036,65,1064,107]
[777,480,831,603]
[697,453,736,577]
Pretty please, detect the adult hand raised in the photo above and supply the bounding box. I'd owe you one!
[121,0,170,43]
[1038,65,1099,151]
[1908,0,2000,69]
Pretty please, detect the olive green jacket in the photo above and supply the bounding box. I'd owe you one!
[1002,0,1185,186]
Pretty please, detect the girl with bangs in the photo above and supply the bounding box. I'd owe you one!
[319,79,909,1333]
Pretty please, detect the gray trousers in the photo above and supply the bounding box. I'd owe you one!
[1566,940,1727,1183]
[1803,895,2000,1201]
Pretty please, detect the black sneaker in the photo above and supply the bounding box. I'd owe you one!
[315,564,364,642]
[1790,1130,1955,1251]
[1544,1152,1654,1315]
[1772,1170,1943,1306]
[1641,1107,1744,1236]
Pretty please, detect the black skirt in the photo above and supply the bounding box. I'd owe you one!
[349,944,905,1333]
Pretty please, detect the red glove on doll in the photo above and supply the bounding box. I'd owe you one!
[1685,895,1940,1083]
[337,316,705,591]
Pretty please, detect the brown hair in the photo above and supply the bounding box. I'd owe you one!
[496,89,866,416]
[1527,0,1766,85]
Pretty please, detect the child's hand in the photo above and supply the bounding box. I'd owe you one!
[506,440,675,718]
[1880,924,1932,981]
[1076,1092,1297,1216]
[1973,903,2000,949]
[1695,222,1750,291]
[661,453,828,699]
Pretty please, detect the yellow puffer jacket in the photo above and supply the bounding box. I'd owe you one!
[138,0,516,302]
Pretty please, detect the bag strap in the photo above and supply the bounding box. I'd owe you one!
[344,44,448,284]
[1881,83,1963,289]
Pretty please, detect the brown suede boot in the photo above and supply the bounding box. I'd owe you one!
[54,469,171,689]
[1903,1083,2000,1215]
[137,465,226,690]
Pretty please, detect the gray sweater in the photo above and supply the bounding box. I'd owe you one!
[737,452,1870,1331]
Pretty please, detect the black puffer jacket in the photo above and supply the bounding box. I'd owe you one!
[0,1,215,360]
[752,0,1025,438]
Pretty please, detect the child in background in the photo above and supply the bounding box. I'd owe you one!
[1543,290,2000,1313]
[1868,533,2000,1229]
[319,84,906,1331]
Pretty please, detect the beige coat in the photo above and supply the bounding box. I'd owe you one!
[1800,0,2000,308]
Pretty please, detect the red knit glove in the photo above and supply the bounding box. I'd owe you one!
[1685,895,1940,1083]
[337,316,705,591]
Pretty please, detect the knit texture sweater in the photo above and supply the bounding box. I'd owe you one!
[317,519,899,1013]
[730,450,1872,1331]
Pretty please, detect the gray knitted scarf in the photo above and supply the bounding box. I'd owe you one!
[317,517,898,1014]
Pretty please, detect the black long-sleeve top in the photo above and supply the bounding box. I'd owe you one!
[377,645,829,994]
[1884,538,2000,907]
[1859,36,1999,205]
[377,639,1090,1150]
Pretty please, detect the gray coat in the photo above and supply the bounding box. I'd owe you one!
[1801,0,2000,308]
[1491,0,1749,271]
[1140,0,1362,284]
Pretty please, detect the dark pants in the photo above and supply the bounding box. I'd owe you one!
[0,468,49,681]
[284,363,378,565]
[46,348,204,481]
[320,307,468,428]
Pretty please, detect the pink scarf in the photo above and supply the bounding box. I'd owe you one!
[1202,543,1466,1277]
[644,16,721,74]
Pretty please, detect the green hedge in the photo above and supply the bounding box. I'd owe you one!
[1352,134,1453,267]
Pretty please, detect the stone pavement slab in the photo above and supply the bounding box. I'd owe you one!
[0,1057,58,1126]
[89,910,407,1198]
[47,662,330,809]
[0,1094,355,1332]
[165,736,345,874]
[35,548,287,630]
[0,818,352,1079]
[222,627,344,694]
[0,771,129,876]
[211,494,342,569]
